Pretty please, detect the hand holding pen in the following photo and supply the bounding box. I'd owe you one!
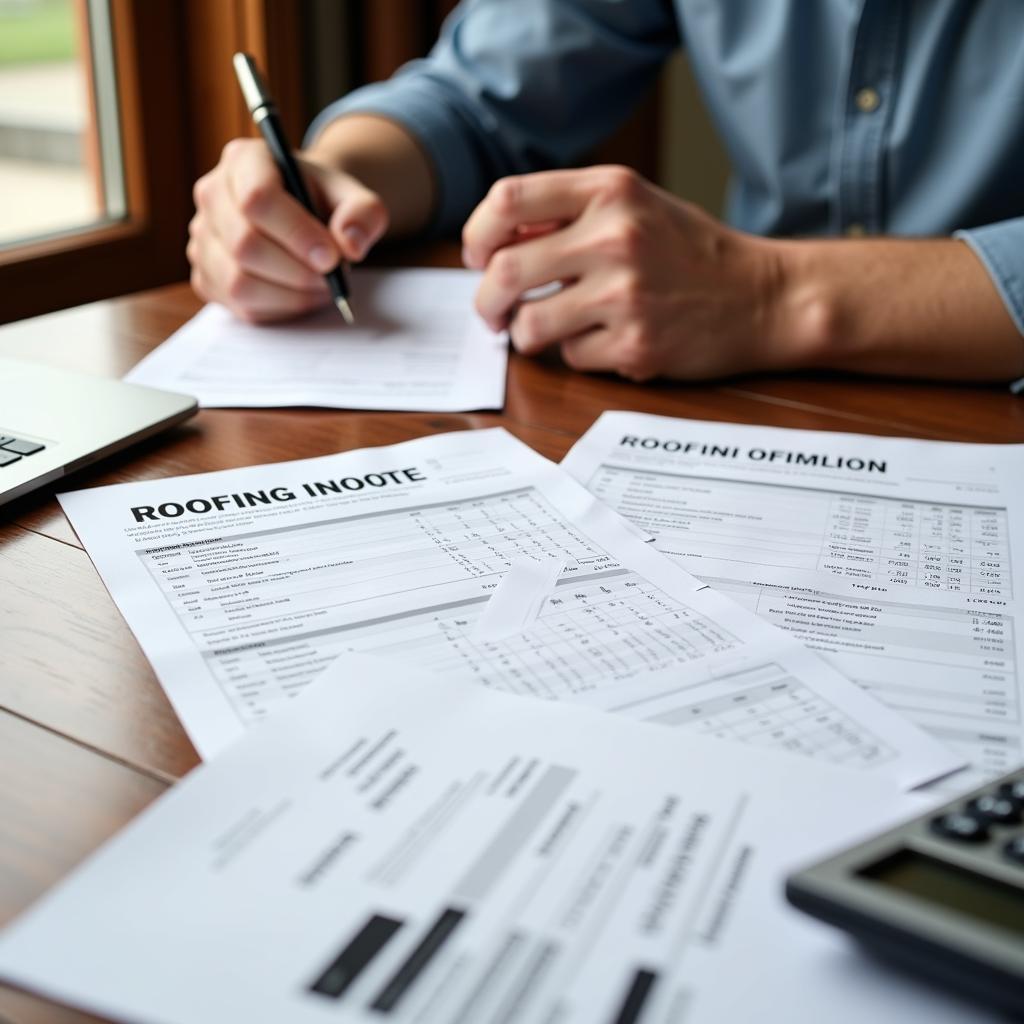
[186,56,388,323]
[233,52,356,323]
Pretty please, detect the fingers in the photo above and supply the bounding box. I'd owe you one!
[560,325,658,382]
[514,220,563,241]
[188,136,390,321]
[508,284,600,356]
[224,139,341,273]
[559,329,614,374]
[201,174,328,292]
[189,229,327,323]
[474,227,587,330]
[325,176,389,263]
[463,169,597,270]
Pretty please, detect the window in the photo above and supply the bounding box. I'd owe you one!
[0,0,125,248]
[0,0,306,327]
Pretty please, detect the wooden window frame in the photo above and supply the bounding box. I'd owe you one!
[0,0,304,326]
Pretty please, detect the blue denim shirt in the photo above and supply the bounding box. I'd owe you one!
[308,0,1024,341]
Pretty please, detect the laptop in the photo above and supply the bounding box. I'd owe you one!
[0,357,198,507]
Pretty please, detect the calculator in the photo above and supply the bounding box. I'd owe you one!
[786,767,1024,1017]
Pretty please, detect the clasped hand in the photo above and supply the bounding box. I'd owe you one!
[463,165,793,381]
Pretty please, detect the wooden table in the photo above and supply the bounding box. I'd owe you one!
[2,269,1024,1023]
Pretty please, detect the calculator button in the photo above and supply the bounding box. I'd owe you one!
[0,450,21,467]
[1004,836,1024,867]
[930,812,990,843]
[967,794,1021,825]
[998,779,1024,808]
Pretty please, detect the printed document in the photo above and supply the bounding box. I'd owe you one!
[124,268,507,412]
[0,657,987,1024]
[564,411,1024,790]
[56,428,957,788]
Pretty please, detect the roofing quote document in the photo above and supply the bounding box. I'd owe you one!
[0,657,988,1024]
[563,412,1024,790]
[124,268,507,412]
[56,428,957,787]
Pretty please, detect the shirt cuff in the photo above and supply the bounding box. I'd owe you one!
[955,221,1024,392]
[304,76,492,236]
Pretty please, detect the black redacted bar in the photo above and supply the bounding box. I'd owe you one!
[370,907,467,1013]
[309,913,404,999]
[610,968,659,1024]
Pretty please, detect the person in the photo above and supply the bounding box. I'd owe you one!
[186,1,1024,384]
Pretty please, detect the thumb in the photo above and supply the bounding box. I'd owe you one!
[323,174,390,263]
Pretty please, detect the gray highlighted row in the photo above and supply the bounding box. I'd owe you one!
[454,764,577,903]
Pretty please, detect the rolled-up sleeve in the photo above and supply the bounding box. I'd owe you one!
[305,0,680,234]
[956,218,1024,339]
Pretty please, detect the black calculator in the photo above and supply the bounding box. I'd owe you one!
[786,767,1024,1017]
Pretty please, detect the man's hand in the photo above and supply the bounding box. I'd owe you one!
[462,165,792,381]
[188,138,388,322]
[462,164,1024,383]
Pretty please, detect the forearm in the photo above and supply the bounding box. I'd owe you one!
[304,115,436,237]
[776,237,1024,381]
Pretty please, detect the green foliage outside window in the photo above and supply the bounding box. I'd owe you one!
[0,0,76,67]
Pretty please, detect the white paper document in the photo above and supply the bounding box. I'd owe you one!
[563,411,1024,791]
[57,428,957,788]
[124,268,508,411]
[0,657,988,1024]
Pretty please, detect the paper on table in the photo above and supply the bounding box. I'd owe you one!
[473,555,564,642]
[56,427,961,788]
[563,411,1024,793]
[0,655,985,1024]
[124,268,508,412]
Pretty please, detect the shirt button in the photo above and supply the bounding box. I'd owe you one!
[855,87,881,113]
[845,223,867,238]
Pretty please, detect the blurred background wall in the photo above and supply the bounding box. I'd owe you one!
[659,52,731,217]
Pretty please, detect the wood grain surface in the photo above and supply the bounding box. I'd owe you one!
[1,253,1021,1022]
[0,711,165,1024]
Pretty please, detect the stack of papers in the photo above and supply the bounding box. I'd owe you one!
[563,412,1024,794]
[3,389,1013,1021]
[0,657,990,1024]
[53,428,957,787]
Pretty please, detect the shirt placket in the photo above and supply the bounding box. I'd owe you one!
[836,1,907,237]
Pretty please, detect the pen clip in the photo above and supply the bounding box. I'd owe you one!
[232,52,274,117]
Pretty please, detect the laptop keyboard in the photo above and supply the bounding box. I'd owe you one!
[0,436,46,466]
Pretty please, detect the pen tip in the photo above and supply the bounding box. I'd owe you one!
[335,297,355,325]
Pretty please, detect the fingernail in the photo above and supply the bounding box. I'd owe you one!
[343,225,369,260]
[309,245,336,273]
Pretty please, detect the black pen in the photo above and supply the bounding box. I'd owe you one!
[232,51,355,324]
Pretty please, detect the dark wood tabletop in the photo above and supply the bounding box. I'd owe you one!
[3,254,1024,1023]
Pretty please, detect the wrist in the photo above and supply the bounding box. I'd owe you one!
[303,115,436,237]
[767,239,844,371]
[303,117,363,176]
